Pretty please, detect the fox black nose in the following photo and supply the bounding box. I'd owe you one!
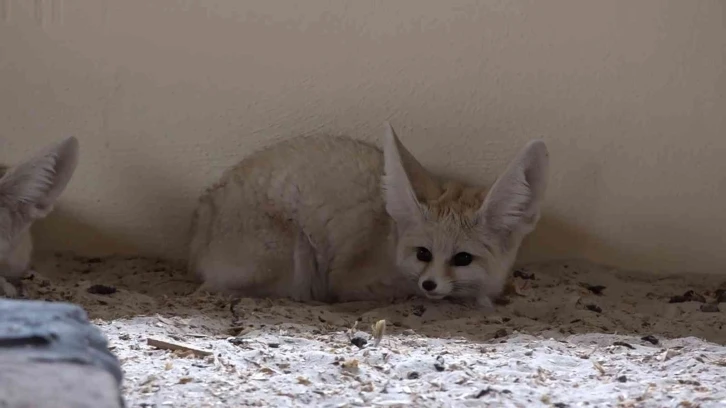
[421,280,437,291]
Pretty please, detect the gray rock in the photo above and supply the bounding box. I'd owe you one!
[0,298,124,408]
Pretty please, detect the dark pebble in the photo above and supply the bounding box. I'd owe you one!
[228,338,247,346]
[434,355,445,372]
[585,304,602,313]
[554,403,569,408]
[412,305,426,317]
[700,303,720,313]
[407,371,419,380]
[669,290,706,303]
[617,375,627,383]
[613,341,635,350]
[493,296,511,306]
[493,328,508,339]
[267,342,280,348]
[585,284,606,295]
[474,388,493,398]
[641,335,659,345]
[86,284,117,295]
[513,269,535,280]
[351,336,367,349]
[715,289,726,303]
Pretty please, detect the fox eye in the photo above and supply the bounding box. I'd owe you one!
[452,252,473,267]
[416,247,432,263]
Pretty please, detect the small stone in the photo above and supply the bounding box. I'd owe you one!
[434,355,445,372]
[474,388,493,398]
[700,303,720,313]
[351,336,368,349]
[267,342,280,348]
[493,328,508,339]
[641,335,659,345]
[584,284,606,295]
[407,371,419,380]
[513,269,535,280]
[669,290,706,303]
[585,304,602,313]
[119,333,131,341]
[87,284,117,295]
[412,305,426,317]
[617,375,628,383]
[613,341,635,350]
[715,289,726,303]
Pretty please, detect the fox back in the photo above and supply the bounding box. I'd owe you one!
[188,124,548,306]
[0,137,79,295]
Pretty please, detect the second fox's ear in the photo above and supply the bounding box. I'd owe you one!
[476,139,549,237]
[0,136,80,219]
[381,123,439,227]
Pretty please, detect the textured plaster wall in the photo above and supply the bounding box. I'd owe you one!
[0,0,724,274]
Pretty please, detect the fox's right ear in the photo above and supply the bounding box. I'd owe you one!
[0,136,79,219]
[382,123,423,227]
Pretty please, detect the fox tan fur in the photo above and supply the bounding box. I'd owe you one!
[0,137,79,296]
[188,123,548,307]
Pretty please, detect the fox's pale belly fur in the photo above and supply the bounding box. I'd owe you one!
[189,136,418,302]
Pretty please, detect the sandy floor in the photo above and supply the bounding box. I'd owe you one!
[18,253,726,407]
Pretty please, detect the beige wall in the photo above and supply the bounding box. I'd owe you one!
[1,0,724,274]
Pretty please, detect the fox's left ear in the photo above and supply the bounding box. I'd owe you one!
[0,136,79,219]
[476,140,549,237]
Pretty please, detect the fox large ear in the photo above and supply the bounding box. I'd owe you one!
[0,136,79,219]
[477,139,549,238]
[382,123,438,228]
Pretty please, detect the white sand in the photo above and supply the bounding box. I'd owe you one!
[20,253,726,407]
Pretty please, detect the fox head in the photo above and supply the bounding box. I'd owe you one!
[0,137,79,273]
[382,123,549,306]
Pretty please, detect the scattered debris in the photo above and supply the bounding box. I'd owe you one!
[87,284,117,295]
[147,337,213,357]
[341,359,359,372]
[412,304,426,317]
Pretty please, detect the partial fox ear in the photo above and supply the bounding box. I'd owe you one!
[477,139,549,237]
[382,123,438,227]
[0,136,79,219]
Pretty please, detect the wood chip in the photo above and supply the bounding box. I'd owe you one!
[371,319,386,347]
[147,337,213,357]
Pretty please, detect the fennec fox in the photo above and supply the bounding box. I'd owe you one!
[0,137,79,296]
[189,124,548,308]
